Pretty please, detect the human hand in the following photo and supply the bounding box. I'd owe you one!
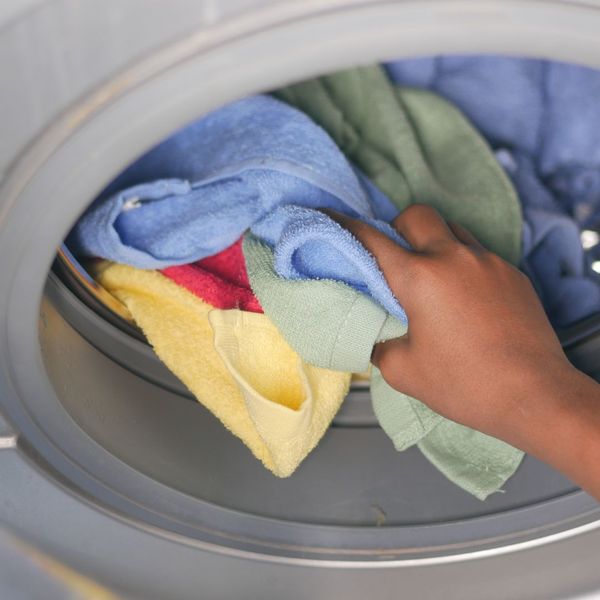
[327,204,576,443]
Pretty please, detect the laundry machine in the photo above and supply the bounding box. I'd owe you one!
[2,1,600,598]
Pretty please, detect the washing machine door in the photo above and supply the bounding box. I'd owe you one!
[1,1,600,599]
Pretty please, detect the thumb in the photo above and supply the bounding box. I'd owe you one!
[372,336,417,395]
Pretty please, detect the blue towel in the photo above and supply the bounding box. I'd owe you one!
[254,206,409,321]
[386,56,600,326]
[385,56,598,172]
[496,149,600,327]
[548,166,600,230]
[69,95,409,321]
[522,210,600,326]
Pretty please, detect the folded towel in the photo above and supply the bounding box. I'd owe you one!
[161,238,262,313]
[68,95,376,269]
[386,56,600,325]
[93,261,351,477]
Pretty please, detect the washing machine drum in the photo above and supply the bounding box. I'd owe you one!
[1,2,600,599]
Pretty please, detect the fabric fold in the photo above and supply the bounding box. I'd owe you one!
[68,95,377,269]
[243,234,407,373]
[93,261,351,477]
[161,238,262,313]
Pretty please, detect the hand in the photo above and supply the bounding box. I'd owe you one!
[326,205,577,441]
[329,204,600,499]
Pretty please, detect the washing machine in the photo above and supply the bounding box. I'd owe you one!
[2,1,600,598]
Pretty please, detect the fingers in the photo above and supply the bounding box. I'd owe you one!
[391,204,457,251]
[371,336,416,393]
[321,209,415,281]
[448,221,486,252]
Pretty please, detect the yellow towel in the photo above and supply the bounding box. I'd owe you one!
[94,261,351,476]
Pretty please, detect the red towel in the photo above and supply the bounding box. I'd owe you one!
[161,238,263,313]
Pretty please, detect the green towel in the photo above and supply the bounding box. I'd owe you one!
[244,65,524,499]
[243,235,406,373]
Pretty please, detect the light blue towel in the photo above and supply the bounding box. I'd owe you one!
[386,56,600,326]
[69,95,409,321]
[254,206,409,320]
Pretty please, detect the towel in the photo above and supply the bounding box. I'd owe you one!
[68,95,376,269]
[389,56,600,179]
[522,209,600,327]
[68,94,416,321]
[243,234,407,373]
[160,238,262,313]
[495,149,600,327]
[92,261,351,477]
[253,205,410,321]
[372,367,522,500]
[386,56,600,325]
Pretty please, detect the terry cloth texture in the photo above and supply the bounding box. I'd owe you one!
[243,234,407,373]
[93,261,351,477]
[161,238,263,313]
[386,55,600,326]
[68,94,412,322]
[248,64,524,499]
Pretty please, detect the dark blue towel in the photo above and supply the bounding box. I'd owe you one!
[386,56,600,327]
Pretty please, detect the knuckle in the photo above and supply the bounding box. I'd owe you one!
[481,252,505,269]
[433,238,469,260]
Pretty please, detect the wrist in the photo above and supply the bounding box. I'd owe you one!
[497,359,586,453]
[505,361,600,494]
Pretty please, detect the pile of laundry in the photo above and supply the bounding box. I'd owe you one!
[68,59,600,500]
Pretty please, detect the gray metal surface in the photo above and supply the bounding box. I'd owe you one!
[2,446,600,600]
[2,0,600,598]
